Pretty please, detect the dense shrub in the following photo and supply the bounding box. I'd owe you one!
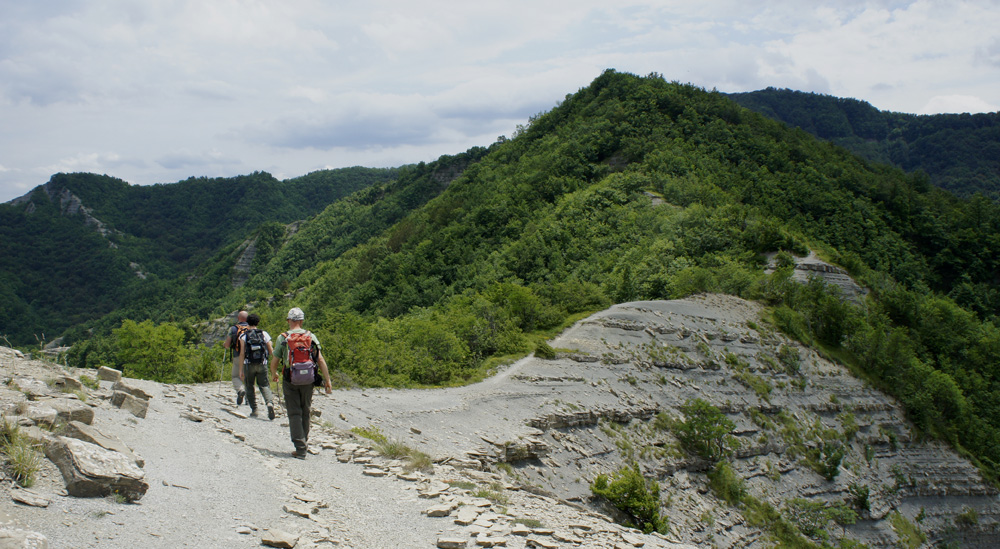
[675,398,738,462]
[590,464,669,534]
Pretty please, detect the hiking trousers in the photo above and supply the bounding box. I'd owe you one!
[244,362,273,411]
[282,381,314,453]
[231,356,245,394]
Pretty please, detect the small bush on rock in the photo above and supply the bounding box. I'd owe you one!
[590,463,668,534]
[534,341,556,359]
[675,398,738,462]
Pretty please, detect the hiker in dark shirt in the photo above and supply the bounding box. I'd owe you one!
[237,313,275,420]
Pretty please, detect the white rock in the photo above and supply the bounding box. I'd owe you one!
[455,507,481,526]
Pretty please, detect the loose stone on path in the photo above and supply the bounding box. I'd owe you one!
[261,528,299,548]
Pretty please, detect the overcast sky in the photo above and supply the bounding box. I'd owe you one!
[1,0,998,203]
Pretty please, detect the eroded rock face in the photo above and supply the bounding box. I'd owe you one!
[45,437,148,501]
[341,295,1000,548]
[765,251,868,303]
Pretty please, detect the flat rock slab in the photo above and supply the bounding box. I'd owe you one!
[111,392,149,418]
[11,488,51,508]
[282,503,312,518]
[46,437,148,501]
[475,535,508,547]
[112,380,152,401]
[554,531,583,543]
[52,376,83,391]
[426,503,456,517]
[48,398,95,425]
[261,529,299,548]
[437,538,468,549]
[526,537,560,549]
[455,507,481,526]
[621,532,646,546]
[97,367,122,382]
[0,528,49,548]
[63,420,143,467]
[25,405,58,427]
[226,408,249,419]
[11,378,50,400]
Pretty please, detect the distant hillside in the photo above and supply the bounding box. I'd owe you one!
[215,70,999,482]
[727,88,1000,199]
[0,167,398,346]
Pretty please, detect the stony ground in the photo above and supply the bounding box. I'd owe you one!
[3,293,1000,548]
[0,335,691,548]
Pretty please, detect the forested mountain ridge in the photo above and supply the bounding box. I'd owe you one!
[727,87,1000,199]
[240,147,490,294]
[0,167,398,346]
[188,69,1000,485]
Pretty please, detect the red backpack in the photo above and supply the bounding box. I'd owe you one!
[283,331,316,385]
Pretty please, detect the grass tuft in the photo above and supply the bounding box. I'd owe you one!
[1,419,42,487]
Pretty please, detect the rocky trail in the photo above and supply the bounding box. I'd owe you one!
[3,293,1000,548]
[0,332,691,549]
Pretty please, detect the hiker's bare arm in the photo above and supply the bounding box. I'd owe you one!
[317,350,333,394]
[223,334,232,349]
[269,355,278,382]
[237,346,246,380]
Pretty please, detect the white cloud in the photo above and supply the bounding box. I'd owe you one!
[156,149,241,171]
[920,95,1000,115]
[748,1,1000,111]
[43,152,145,175]
[0,0,998,203]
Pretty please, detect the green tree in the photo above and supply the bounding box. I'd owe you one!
[114,319,186,382]
[675,398,738,461]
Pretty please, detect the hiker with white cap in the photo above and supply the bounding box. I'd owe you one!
[269,307,333,459]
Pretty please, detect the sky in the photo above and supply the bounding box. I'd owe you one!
[1,0,998,203]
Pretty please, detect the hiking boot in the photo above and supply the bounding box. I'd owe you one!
[267,405,275,420]
[236,390,245,406]
[292,449,306,460]
[249,408,259,418]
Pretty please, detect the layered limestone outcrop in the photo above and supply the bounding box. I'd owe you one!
[334,295,1000,548]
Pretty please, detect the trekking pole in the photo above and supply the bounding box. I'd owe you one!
[220,345,228,395]
[274,369,282,410]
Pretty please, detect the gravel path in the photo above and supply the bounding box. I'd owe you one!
[4,376,450,548]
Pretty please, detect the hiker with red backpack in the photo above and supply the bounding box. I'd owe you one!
[223,310,250,406]
[237,313,276,420]
[269,307,333,459]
